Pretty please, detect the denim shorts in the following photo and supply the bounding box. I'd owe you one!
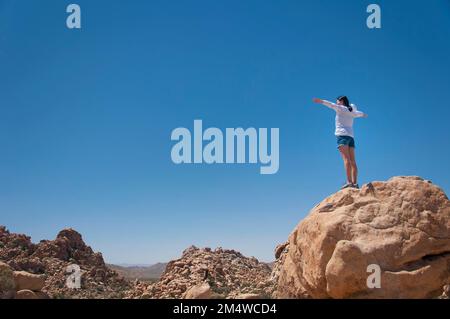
[337,135,355,148]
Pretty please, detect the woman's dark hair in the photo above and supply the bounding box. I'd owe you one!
[337,95,353,112]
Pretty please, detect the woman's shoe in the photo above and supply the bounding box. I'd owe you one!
[351,183,360,189]
[341,183,353,190]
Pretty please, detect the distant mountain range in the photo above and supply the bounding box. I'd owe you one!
[107,263,168,282]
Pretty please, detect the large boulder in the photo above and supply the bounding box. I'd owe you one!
[274,176,450,299]
[13,271,46,291]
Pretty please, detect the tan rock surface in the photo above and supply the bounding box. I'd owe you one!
[183,283,214,299]
[13,271,45,291]
[15,289,39,299]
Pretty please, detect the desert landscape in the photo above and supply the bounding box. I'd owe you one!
[107,263,167,283]
[1,176,449,299]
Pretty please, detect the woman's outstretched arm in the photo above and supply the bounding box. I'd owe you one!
[313,98,368,118]
[352,110,369,118]
[312,98,341,111]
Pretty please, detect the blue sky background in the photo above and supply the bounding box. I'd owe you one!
[1,0,449,264]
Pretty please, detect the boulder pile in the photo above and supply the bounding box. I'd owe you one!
[127,246,274,299]
[0,227,130,299]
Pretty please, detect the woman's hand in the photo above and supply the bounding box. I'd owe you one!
[313,98,323,104]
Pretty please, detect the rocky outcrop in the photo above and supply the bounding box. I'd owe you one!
[128,246,273,299]
[0,227,130,299]
[273,176,450,299]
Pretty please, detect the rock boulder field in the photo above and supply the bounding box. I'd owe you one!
[127,246,274,299]
[0,227,130,299]
[273,176,450,299]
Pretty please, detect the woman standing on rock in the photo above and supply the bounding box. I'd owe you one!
[313,96,368,189]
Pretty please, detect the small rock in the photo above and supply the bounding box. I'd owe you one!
[183,283,213,299]
[274,243,288,260]
[34,291,50,299]
[140,293,152,299]
[235,293,263,299]
[15,289,39,299]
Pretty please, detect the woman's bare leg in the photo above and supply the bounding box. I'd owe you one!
[348,147,358,185]
[338,145,352,184]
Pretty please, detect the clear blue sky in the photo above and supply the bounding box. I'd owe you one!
[1,0,449,264]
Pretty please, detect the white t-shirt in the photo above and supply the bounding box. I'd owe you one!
[321,100,367,138]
